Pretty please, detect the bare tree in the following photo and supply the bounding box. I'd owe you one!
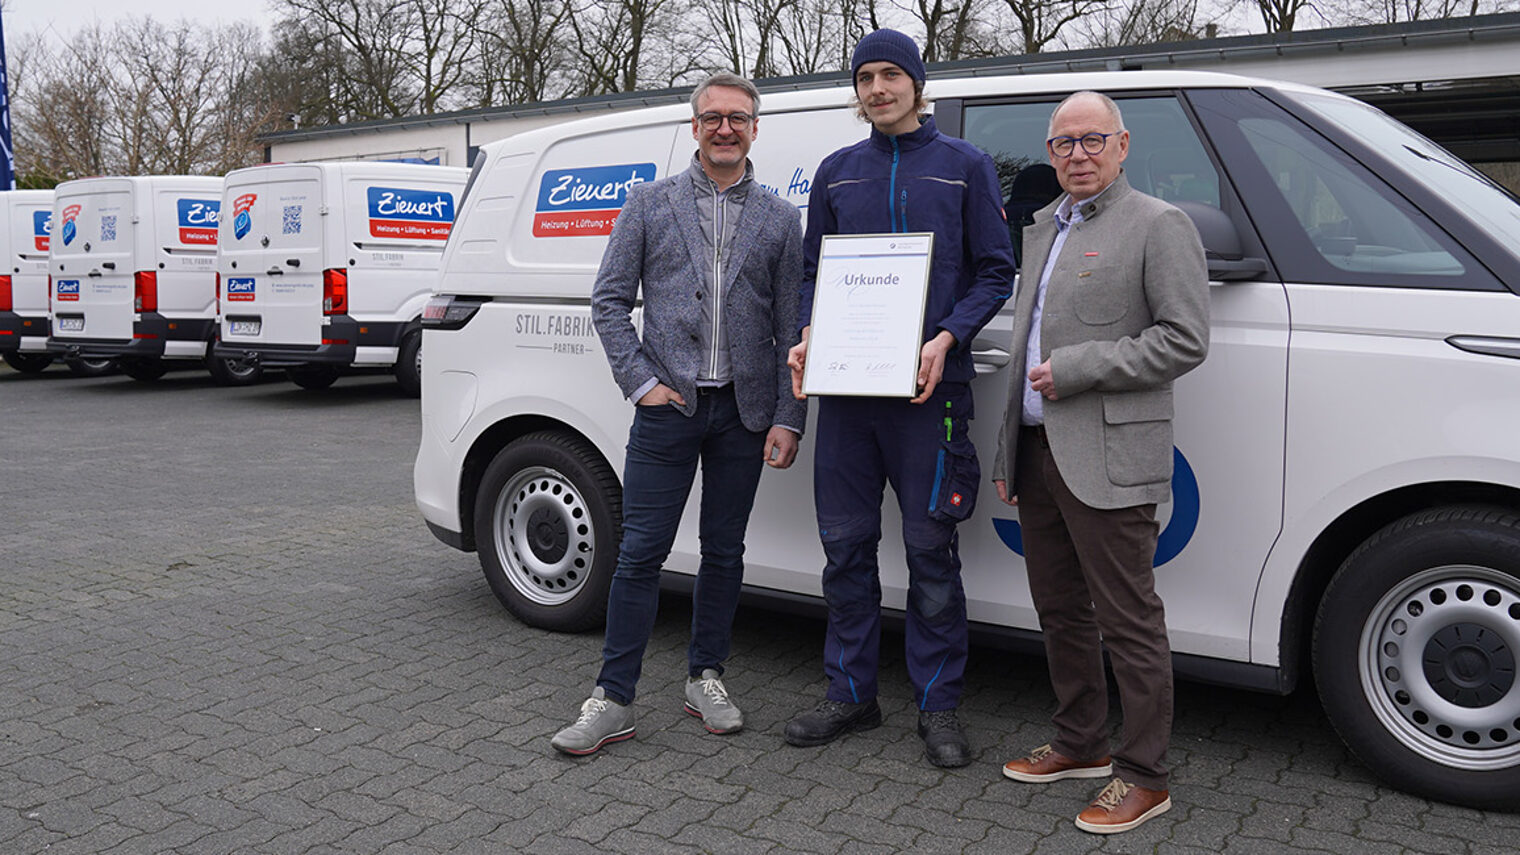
[564,0,702,94]
[11,19,278,182]
[772,0,851,75]
[995,0,1113,54]
[274,0,482,119]
[895,0,1004,61]
[1072,0,1210,47]
[470,0,575,105]
[1350,0,1514,23]
[1244,0,1323,32]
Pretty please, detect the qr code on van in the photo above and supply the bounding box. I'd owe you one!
[282,205,302,235]
[100,215,117,242]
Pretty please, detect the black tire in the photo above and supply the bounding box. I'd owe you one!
[473,431,622,632]
[3,351,55,373]
[395,331,421,398]
[206,348,264,387]
[118,357,167,382]
[288,364,340,390]
[1313,505,1520,811]
[65,357,117,377]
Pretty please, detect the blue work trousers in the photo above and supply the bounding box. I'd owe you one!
[813,382,975,712]
[597,386,766,706]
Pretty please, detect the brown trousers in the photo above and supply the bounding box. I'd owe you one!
[1013,426,1173,791]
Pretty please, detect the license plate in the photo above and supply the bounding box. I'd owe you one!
[230,320,261,337]
[57,317,85,332]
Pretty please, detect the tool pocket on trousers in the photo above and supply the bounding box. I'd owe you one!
[928,437,980,523]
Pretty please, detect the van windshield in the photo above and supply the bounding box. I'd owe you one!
[1285,91,1520,244]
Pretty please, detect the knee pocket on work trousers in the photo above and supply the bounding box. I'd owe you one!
[821,538,883,615]
[904,541,962,624]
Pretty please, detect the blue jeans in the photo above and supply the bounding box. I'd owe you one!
[597,386,766,705]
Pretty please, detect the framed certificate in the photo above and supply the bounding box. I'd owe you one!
[802,232,934,397]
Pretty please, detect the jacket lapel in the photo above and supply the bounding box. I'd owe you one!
[664,174,709,282]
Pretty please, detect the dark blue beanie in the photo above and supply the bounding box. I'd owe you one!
[850,29,926,83]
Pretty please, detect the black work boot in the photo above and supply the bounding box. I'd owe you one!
[784,698,883,747]
[918,708,971,768]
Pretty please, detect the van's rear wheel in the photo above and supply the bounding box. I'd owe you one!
[288,364,340,390]
[1313,506,1520,811]
[3,351,54,373]
[65,357,116,377]
[118,357,166,381]
[395,332,421,398]
[474,431,621,632]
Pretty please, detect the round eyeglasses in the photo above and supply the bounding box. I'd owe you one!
[696,112,754,131]
[1046,132,1119,158]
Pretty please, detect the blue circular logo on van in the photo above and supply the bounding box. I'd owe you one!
[61,220,76,246]
[992,446,1200,568]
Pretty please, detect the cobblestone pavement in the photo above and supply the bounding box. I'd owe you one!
[3,363,1519,854]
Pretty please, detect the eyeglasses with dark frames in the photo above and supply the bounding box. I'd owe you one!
[1046,132,1119,158]
[696,112,754,131]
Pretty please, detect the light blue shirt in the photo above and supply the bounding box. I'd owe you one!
[1021,196,1085,425]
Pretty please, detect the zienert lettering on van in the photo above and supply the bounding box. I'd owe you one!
[531,163,656,237]
[176,199,221,245]
[367,187,456,240]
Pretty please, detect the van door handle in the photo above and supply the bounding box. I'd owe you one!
[286,259,300,268]
[266,267,284,275]
[101,262,116,270]
[87,270,102,277]
[972,341,1011,374]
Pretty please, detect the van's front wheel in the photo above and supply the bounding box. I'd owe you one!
[474,432,621,632]
[1313,506,1520,810]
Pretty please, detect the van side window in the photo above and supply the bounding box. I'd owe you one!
[1189,88,1495,291]
[961,96,1220,268]
[1242,117,1464,278]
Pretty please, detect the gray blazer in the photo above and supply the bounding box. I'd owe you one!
[992,174,1209,509]
[592,166,807,433]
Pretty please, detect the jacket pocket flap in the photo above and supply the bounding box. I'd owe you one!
[1103,390,1173,425]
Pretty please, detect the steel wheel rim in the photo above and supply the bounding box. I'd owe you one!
[492,465,595,605]
[1359,564,1520,770]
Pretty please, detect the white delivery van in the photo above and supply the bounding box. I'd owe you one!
[0,190,58,372]
[212,162,469,396]
[45,176,259,384]
[414,70,1520,810]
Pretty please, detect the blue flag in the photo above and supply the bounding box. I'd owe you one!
[0,9,14,190]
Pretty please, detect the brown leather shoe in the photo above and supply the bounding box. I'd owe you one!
[1001,743,1113,783]
[1074,777,1171,834]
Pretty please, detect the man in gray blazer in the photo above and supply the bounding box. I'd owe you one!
[991,91,1209,833]
[552,71,806,756]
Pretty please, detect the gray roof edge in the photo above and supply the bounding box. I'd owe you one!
[262,11,1520,144]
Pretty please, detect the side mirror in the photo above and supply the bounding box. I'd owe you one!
[1172,200,1269,281]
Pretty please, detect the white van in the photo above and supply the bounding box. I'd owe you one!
[0,190,58,373]
[414,70,1520,810]
[44,176,260,384]
[212,162,469,395]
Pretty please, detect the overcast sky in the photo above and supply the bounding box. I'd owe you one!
[4,0,266,41]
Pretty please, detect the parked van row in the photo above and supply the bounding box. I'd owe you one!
[414,69,1520,810]
[1,162,467,395]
